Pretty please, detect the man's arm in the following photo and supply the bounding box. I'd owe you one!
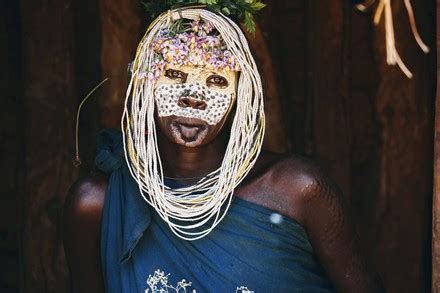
[63,173,107,293]
[295,167,385,292]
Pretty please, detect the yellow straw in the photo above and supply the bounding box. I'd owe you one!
[73,78,109,167]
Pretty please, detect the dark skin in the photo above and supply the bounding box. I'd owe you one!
[63,68,385,292]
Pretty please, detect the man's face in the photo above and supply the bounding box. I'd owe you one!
[154,65,238,147]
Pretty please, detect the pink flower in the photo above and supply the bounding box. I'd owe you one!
[148,19,241,78]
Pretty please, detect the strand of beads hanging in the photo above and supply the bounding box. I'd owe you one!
[141,0,266,34]
[122,8,265,241]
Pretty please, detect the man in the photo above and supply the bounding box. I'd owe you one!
[64,6,383,292]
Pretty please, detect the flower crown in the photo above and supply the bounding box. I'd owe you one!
[142,0,266,34]
[146,18,241,80]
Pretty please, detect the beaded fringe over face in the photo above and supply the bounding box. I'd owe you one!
[122,8,265,241]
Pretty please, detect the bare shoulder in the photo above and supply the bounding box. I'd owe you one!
[257,154,384,292]
[272,154,341,196]
[63,172,108,292]
[263,153,346,225]
[63,172,108,253]
[65,172,108,218]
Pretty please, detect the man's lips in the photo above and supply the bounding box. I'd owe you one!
[170,118,208,142]
[178,123,204,139]
[173,117,208,127]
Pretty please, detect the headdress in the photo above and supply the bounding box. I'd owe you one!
[122,5,265,240]
[142,18,241,80]
[141,0,266,34]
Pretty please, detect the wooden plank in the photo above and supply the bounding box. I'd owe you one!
[99,0,141,129]
[433,0,440,290]
[370,1,434,292]
[307,0,351,196]
[261,0,308,153]
[72,0,102,171]
[20,1,78,291]
[0,3,23,291]
[243,21,288,153]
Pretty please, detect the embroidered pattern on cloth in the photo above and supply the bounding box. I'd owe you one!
[235,286,254,293]
[145,269,253,293]
[145,269,193,293]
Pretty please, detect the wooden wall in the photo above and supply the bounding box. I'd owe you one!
[432,0,440,291]
[0,2,23,292]
[262,3,435,290]
[0,0,435,292]
[20,1,78,292]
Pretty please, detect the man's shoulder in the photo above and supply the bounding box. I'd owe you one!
[255,152,342,223]
[263,152,331,191]
[64,172,108,218]
[63,172,108,291]
[275,153,341,198]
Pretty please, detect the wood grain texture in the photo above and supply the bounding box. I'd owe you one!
[21,1,78,292]
[0,2,24,292]
[72,0,103,172]
[307,0,352,197]
[261,1,434,292]
[370,1,433,292]
[433,0,440,291]
[260,0,309,153]
[99,0,142,128]
[242,22,288,153]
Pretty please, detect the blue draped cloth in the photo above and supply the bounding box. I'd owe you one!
[97,128,334,292]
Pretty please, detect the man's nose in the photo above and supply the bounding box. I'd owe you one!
[177,96,207,110]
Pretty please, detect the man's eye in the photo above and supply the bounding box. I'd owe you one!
[165,69,187,81]
[206,75,228,87]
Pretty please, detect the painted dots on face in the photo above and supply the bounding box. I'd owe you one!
[154,65,238,125]
[155,82,231,125]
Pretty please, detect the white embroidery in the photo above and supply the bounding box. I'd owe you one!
[145,269,253,293]
[145,269,194,293]
[236,286,254,293]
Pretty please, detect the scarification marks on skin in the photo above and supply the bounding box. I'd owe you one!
[316,178,346,247]
[301,177,346,247]
[154,82,232,125]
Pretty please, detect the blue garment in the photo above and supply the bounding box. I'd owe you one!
[97,129,334,292]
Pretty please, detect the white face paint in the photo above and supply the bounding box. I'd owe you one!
[154,65,238,125]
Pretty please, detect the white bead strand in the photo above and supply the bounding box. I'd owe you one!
[122,8,265,241]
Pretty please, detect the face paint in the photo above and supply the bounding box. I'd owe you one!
[155,82,232,125]
[154,65,237,125]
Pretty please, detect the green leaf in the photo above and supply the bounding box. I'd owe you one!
[209,4,222,13]
[141,0,265,35]
[250,2,266,10]
[221,6,231,15]
[244,10,255,34]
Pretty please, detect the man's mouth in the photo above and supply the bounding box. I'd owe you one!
[178,123,203,140]
[170,118,208,144]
